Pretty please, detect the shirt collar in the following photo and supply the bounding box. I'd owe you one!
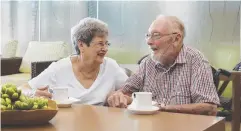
[175,45,187,64]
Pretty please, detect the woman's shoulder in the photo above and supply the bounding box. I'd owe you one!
[50,56,72,70]
[103,57,119,68]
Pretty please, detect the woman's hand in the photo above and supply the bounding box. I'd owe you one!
[34,86,52,99]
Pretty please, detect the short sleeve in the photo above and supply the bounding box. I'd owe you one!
[121,60,146,94]
[114,67,128,90]
[28,62,57,89]
[190,56,220,105]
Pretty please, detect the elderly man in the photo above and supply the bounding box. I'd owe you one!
[107,15,220,115]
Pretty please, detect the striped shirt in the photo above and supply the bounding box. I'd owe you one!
[122,45,220,105]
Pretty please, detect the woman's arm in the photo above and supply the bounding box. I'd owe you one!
[18,83,52,98]
[18,61,58,98]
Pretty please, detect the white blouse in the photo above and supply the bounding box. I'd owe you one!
[28,57,128,105]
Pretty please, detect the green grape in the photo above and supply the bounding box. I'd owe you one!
[12,93,19,100]
[5,98,11,105]
[14,101,22,109]
[42,105,48,109]
[6,104,12,110]
[17,89,22,96]
[1,86,7,94]
[1,98,7,106]
[19,95,27,102]
[6,88,15,96]
[32,104,38,109]
[2,94,9,99]
[1,105,7,110]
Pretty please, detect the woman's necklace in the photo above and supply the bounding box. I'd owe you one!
[76,56,100,80]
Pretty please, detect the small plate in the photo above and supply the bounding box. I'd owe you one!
[56,97,80,108]
[127,105,159,115]
[127,101,159,115]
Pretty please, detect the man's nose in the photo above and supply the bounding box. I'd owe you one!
[147,39,154,46]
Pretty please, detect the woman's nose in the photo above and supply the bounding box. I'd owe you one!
[101,45,108,52]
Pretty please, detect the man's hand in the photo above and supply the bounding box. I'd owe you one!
[35,86,52,99]
[107,91,132,108]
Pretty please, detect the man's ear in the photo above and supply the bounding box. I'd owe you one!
[173,33,182,47]
[176,33,182,42]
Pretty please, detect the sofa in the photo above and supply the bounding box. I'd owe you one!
[1,57,58,86]
[1,41,72,86]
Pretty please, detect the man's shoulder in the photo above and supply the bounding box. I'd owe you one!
[138,55,156,71]
[139,55,154,65]
[184,45,208,62]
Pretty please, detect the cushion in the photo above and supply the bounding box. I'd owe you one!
[1,73,31,87]
[2,40,18,58]
[19,41,71,73]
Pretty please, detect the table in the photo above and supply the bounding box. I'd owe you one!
[2,105,225,131]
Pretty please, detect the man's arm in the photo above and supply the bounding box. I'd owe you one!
[107,59,147,107]
[167,54,220,116]
[161,103,217,116]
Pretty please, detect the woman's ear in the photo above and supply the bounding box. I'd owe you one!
[78,41,84,53]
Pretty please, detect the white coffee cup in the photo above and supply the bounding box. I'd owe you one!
[52,87,68,102]
[131,92,152,110]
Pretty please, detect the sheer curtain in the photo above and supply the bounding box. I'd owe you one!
[39,1,88,53]
[1,1,240,68]
[1,1,12,53]
[1,1,88,56]
[1,1,38,57]
[97,1,240,69]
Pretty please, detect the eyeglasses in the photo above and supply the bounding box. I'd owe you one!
[91,41,111,48]
[145,32,178,40]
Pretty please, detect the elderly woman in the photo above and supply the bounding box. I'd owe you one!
[19,17,128,105]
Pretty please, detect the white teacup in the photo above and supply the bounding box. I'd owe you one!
[131,92,152,110]
[52,87,68,102]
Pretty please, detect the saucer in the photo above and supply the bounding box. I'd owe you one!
[127,105,159,115]
[55,97,80,108]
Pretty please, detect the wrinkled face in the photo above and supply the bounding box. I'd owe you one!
[79,35,109,64]
[146,19,181,64]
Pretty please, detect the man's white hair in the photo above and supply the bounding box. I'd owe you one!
[156,15,186,39]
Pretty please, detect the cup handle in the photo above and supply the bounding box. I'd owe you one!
[131,93,135,99]
[131,93,136,103]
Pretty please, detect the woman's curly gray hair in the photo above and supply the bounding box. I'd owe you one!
[71,17,108,54]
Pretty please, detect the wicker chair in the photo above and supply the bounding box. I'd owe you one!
[31,60,57,78]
